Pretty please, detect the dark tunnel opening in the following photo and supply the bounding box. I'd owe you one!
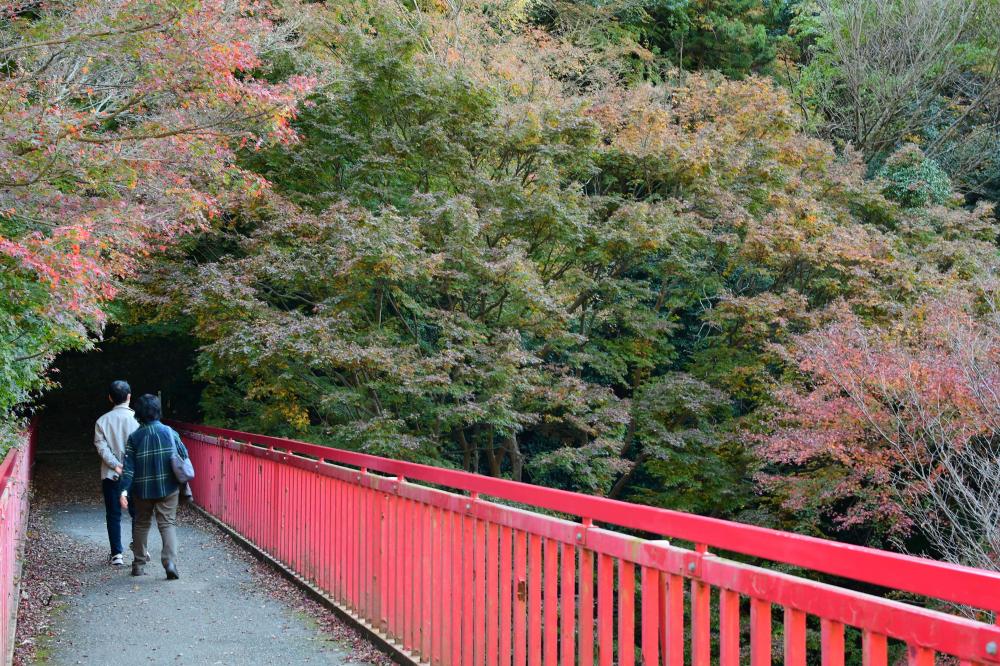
[35,326,204,459]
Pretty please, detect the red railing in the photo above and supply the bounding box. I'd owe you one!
[172,421,1000,665]
[1,423,35,665]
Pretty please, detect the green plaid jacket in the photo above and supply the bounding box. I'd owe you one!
[120,421,188,500]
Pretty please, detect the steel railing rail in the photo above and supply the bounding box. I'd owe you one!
[171,420,1000,665]
[1,423,35,666]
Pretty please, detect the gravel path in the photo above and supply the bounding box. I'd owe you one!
[22,455,385,666]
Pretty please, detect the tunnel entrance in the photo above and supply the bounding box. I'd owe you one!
[36,326,204,458]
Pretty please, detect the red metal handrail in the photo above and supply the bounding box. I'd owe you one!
[169,420,1000,614]
[1,422,35,665]
[173,421,1000,665]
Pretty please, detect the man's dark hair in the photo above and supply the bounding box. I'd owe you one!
[134,394,162,424]
[108,380,131,405]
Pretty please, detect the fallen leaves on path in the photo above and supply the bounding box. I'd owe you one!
[13,463,103,666]
[180,507,394,665]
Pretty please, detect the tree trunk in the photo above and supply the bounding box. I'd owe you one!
[608,417,639,499]
[485,431,502,477]
[505,435,524,482]
[458,429,473,472]
[607,453,646,500]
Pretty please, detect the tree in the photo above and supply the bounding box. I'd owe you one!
[0,0,313,440]
[758,288,1000,569]
[112,0,996,537]
[789,0,1000,194]
[534,0,787,80]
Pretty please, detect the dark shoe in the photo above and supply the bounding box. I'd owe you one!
[131,562,146,577]
[164,561,179,580]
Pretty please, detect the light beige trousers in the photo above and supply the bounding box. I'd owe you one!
[130,490,179,567]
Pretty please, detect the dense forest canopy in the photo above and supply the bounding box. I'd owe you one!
[3,0,1000,569]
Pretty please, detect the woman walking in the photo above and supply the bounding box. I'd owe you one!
[119,394,188,579]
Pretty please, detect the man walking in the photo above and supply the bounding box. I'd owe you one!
[119,394,186,580]
[94,380,139,565]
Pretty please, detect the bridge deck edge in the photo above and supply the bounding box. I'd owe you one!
[188,504,419,666]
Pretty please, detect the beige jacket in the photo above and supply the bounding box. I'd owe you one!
[94,404,140,480]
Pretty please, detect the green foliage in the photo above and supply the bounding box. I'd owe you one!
[0,250,91,442]
[646,0,784,76]
[620,374,750,516]
[4,0,996,551]
[0,0,311,437]
[876,145,954,209]
[126,0,998,530]
[787,0,1000,195]
[536,0,790,80]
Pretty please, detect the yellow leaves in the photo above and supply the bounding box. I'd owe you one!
[281,402,310,431]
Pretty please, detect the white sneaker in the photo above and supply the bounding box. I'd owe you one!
[110,553,124,566]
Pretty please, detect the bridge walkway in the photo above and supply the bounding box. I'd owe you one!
[20,453,382,666]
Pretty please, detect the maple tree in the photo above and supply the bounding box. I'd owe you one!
[0,0,312,440]
[759,288,1000,569]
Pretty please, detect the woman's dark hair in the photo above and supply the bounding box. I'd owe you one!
[108,380,131,405]
[134,394,162,424]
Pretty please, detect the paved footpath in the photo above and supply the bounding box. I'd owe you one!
[41,498,368,665]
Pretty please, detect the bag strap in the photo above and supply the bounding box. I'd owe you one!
[171,430,188,459]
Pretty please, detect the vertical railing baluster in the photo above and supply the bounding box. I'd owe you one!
[665,573,684,666]
[543,538,558,666]
[487,522,500,666]
[691,578,711,666]
[862,630,887,666]
[597,553,614,666]
[720,589,740,666]
[475,518,487,666]
[513,530,528,666]
[384,489,396,639]
[528,534,543,666]
[821,619,844,666]
[402,498,414,652]
[451,510,464,666]
[362,477,370,617]
[440,508,453,665]
[784,608,807,666]
[578,547,595,666]
[907,646,934,666]
[463,512,475,664]
[560,542,575,666]
[618,559,636,666]
[422,503,433,660]
[349,479,358,612]
[640,566,660,666]
[499,526,513,666]
[750,598,772,666]
[432,506,443,665]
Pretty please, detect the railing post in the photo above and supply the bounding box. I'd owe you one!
[691,543,711,666]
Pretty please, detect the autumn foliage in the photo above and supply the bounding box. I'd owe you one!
[759,291,1000,568]
[0,0,312,435]
[4,0,1000,569]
